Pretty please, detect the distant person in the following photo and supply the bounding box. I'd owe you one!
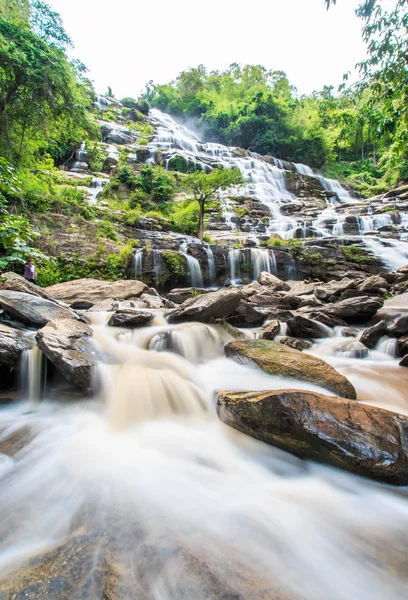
[24,259,37,284]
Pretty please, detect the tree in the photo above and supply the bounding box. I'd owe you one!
[186,167,243,240]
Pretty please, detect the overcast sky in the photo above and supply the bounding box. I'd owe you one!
[48,0,368,98]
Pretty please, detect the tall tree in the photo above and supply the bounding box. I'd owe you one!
[185,167,243,240]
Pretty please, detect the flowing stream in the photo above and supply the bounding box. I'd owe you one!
[1,312,408,598]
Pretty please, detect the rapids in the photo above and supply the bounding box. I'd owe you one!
[1,313,408,598]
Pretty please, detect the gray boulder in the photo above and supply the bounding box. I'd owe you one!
[314,279,355,300]
[217,390,408,484]
[388,315,408,338]
[108,309,155,328]
[36,319,94,392]
[46,279,148,304]
[0,291,80,328]
[0,272,56,302]
[167,288,211,304]
[358,275,390,294]
[314,296,383,323]
[0,323,29,367]
[257,271,290,291]
[286,315,330,339]
[168,288,243,323]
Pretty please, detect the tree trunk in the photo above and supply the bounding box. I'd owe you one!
[198,199,205,240]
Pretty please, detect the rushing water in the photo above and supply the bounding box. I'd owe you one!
[1,312,408,598]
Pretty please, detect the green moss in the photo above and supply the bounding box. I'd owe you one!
[343,245,368,264]
[162,251,187,277]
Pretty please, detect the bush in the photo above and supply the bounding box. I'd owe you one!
[169,200,200,236]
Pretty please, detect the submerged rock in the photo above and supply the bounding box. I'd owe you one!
[360,320,387,349]
[0,323,29,367]
[108,309,155,328]
[331,340,369,359]
[0,291,80,328]
[168,288,243,323]
[46,278,149,304]
[286,315,330,339]
[217,390,408,485]
[36,319,94,393]
[224,339,356,399]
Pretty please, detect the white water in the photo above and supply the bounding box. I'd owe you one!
[180,241,204,287]
[204,245,216,285]
[133,247,144,279]
[2,316,408,598]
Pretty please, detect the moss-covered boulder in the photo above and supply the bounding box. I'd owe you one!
[224,339,356,399]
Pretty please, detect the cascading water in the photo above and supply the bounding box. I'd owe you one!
[250,248,275,280]
[87,176,107,205]
[152,249,163,285]
[19,343,44,409]
[204,246,216,286]
[133,247,144,279]
[179,241,204,287]
[228,248,243,282]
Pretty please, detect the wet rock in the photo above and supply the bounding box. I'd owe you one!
[228,301,269,327]
[168,288,243,324]
[388,315,408,338]
[46,278,149,304]
[257,271,290,291]
[36,319,94,393]
[258,320,280,340]
[313,296,383,324]
[70,300,94,311]
[358,275,390,295]
[360,320,387,349]
[88,299,120,312]
[397,336,408,357]
[331,340,369,359]
[279,337,312,351]
[0,323,29,367]
[313,312,348,328]
[0,272,56,302]
[399,355,408,367]
[217,390,408,484]
[224,340,356,399]
[108,309,155,328]
[0,424,36,456]
[0,291,80,328]
[314,279,355,301]
[167,288,211,304]
[286,315,330,339]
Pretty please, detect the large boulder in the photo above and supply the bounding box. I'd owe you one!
[0,323,29,367]
[0,272,56,302]
[228,301,270,327]
[249,292,301,310]
[0,291,80,328]
[168,288,243,324]
[388,315,408,338]
[313,296,383,323]
[286,315,330,339]
[358,275,390,295]
[257,271,290,291]
[360,320,387,349]
[46,279,149,304]
[167,288,211,305]
[289,282,318,296]
[224,340,356,399]
[384,292,408,311]
[217,390,408,484]
[36,319,94,392]
[314,279,355,301]
[107,309,155,328]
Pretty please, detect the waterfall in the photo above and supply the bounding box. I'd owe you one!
[87,177,107,205]
[180,242,204,287]
[363,238,408,270]
[152,249,163,285]
[70,141,89,172]
[228,249,243,282]
[148,323,222,363]
[204,246,216,286]
[133,248,144,280]
[250,248,274,280]
[376,337,398,357]
[294,163,357,204]
[20,345,44,408]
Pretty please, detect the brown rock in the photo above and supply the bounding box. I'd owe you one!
[224,339,356,399]
[279,337,312,351]
[314,296,383,323]
[0,272,56,302]
[217,390,408,484]
[0,291,80,328]
[286,315,330,339]
[108,309,155,328]
[168,288,243,324]
[258,320,280,340]
[46,278,149,304]
[257,271,290,291]
[360,320,387,349]
[0,323,29,367]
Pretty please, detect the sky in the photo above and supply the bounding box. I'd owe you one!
[47,0,368,98]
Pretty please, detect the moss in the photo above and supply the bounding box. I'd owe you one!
[162,251,187,284]
[343,245,368,264]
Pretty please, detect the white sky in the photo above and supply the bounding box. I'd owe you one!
[48,0,368,98]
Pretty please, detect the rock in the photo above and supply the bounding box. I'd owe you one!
[239,281,264,299]
[224,340,356,399]
[46,279,149,304]
[108,309,155,328]
[289,282,318,296]
[257,271,290,291]
[214,320,247,340]
[217,390,408,484]
[258,320,280,340]
[314,279,355,300]
[167,288,211,304]
[36,319,94,392]
[0,291,80,328]
[388,315,408,337]
[358,275,390,294]
[168,288,243,324]
[384,292,408,311]
[399,355,408,367]
[279,337,312,351]
[336,289,368,302]
[0,272,56,302]
[397,336,408,357]
[313,312,348,328]
[314,296,383,324]
[88,299,120,312]
[0,323,29,367]
[286,315,330,339]
[331,340,369,359]
[70,300,94,311]
[228,301,269,327]
[249,292,301,310]
[360,320,387,349]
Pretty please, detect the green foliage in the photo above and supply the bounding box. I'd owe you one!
[343,245,368,264]
[162,251,186,278]
[287,238,303,258]
[202,233,216,244]
[169,200,200,236]
[259,237,284,247]
[96,220,117,241]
